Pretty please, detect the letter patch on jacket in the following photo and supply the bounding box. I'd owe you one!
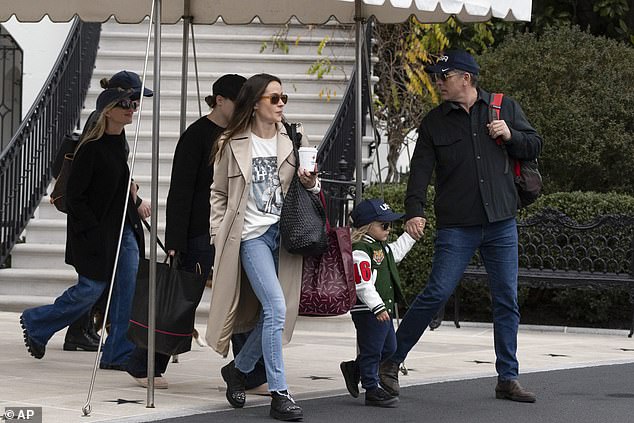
[372,250,384,265]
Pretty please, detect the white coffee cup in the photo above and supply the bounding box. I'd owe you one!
[298,146,318,173]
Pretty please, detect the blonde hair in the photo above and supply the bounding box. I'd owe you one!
[350,222,372,243]
[77,103,118,151]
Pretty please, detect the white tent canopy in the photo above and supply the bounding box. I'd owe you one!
[1,0,531,24]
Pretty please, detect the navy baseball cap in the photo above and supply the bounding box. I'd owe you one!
[424,50,480,75]
[96,87,134,111]
[108,70,153,99]
[350,199,405,228]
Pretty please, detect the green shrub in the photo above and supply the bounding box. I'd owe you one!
[363,183,634,328]
[477,26,634,196]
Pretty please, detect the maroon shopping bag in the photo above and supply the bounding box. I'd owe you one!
[299,224,356,316]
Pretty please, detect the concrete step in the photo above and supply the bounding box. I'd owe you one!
[101,24,355,55]
[10,242,169,269]
[0,268,76,298]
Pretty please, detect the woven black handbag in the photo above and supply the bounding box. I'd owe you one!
[279,123,328,256]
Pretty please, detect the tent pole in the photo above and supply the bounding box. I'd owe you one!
[147,0,161,408]
[180,14,191,134]
[354,1,364,205]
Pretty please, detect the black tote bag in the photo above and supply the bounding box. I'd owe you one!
[128,256,206,356]
[279,122,328,256]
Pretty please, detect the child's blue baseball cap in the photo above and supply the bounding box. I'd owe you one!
[350,199,404,228]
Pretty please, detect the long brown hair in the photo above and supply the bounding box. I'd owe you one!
[213,73,282,162]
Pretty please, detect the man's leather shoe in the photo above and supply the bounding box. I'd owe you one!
[270,391,303,421]
[20,315,45,359]
[495,380,536,403]
[378,360,400,396]
[340,360,360,398]
[365,386,399,407]
[221,361,246,408]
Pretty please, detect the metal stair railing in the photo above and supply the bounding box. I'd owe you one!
[317,19,374,227]
[0,19,101,266]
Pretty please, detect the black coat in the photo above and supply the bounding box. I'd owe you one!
[165,116,223,252]
[65,132,144,281]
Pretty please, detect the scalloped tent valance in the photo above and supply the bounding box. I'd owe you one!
[0,0,532,24]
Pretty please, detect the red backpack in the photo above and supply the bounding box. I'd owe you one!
[489,93,542,209]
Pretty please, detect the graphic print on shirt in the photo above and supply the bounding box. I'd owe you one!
[251,156,282,216]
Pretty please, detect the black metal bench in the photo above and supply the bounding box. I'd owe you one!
[446,209,634,336]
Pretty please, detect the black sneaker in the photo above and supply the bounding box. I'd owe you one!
[365,386,399,408]
[339,360,360,398]
[270,391,303,421]
[379,360,400,396]
[221,361,246,408]
[20,315,45,359]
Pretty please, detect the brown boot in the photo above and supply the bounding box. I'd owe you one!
[378,360,400,397]
[495,380,536,403]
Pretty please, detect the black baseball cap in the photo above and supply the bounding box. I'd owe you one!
[424,50,480,75]
[212,74,246,100]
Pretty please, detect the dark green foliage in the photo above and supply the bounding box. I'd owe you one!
[363,182,634,328]
[476,26,634,195]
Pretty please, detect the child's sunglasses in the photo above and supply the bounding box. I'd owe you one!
[115,99,139,110]
[378,222,391,230]
[260,93,289,104]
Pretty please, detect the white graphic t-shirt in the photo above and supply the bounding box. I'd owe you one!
[242,133,282,240]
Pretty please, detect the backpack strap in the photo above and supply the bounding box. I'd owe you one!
[489,92,512,175]
[489,93,504,145]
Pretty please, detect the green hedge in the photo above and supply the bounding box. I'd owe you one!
[476,26,634,196]
[363,184,634,328]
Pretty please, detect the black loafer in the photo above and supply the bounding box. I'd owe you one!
[63,332,99,352]
[99,362,127,371]
[270,391,303,421]
[221,361,246,408]
[20,315,45,359]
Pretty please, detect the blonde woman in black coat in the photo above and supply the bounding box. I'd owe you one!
[20,88,143,370]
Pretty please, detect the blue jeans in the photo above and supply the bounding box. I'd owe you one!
[235,223,287,392]
[392,218,520,381]
[22,224,139,366]
[352,311,396,390]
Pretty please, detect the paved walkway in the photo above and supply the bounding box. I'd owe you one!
[1,310,633,422]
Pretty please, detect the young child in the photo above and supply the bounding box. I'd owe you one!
[340,199,417,407]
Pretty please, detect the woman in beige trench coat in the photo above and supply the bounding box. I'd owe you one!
[205,74,319,421]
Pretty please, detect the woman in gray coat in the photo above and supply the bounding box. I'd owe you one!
[206,74,319,421]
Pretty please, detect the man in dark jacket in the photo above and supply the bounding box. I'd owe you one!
[379,50,542,403]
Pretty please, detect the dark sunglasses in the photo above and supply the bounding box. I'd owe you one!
[260,93,288,104]
[115,99,138,110]
[377,222,392,230]
[430,71,462,82]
